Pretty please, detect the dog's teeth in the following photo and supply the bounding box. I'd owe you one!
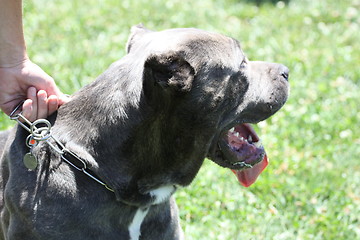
[235,132,240,137]
[240,137,244,141]
[248,135,252,142]
[230,127,235,133]
[253,140,262,148]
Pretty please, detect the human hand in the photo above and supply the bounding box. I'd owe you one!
[0,59,69,121]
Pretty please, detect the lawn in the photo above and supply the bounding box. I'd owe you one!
[0,0,359,239]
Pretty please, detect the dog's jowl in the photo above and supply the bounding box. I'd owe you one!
[0,25,289,240]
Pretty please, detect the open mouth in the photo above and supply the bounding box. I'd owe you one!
[211,123,268,187]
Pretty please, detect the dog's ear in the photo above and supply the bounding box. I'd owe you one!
[144,53,195,92]
[126,24,152,53]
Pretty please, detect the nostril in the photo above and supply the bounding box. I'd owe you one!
[279,65,289,81]
[281,71,289,81]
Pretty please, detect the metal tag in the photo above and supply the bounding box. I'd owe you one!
[23,153,38,170]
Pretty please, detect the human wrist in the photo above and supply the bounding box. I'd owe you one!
[0,44,28,68]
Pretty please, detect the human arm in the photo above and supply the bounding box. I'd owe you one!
[0,0,68,121]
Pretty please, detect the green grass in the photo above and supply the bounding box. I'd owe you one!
[1,0,359,239]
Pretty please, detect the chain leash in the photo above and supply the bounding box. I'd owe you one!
[9,103,114,193]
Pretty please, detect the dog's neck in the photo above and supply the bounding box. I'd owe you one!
[49,59,138,199]
[55,61,138,146]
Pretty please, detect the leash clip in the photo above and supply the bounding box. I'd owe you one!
[9,103,115,194]
[9,101,24,120]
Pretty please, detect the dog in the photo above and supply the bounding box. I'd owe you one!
[0,25,289,240]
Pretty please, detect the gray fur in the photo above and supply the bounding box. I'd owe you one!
[0,25,289,239]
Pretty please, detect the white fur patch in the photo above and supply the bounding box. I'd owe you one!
[149,185,176,205]
[129,208,149,240]
[127,185,176,239]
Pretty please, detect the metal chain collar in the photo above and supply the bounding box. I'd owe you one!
[9,103,114,193]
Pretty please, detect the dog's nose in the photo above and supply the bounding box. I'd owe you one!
[279,65,289,81]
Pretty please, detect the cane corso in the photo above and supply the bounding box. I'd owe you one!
[0,25,289,239]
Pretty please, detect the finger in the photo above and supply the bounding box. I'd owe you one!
[22,99,33,121]
[47,95,59,116]
[37,90,48,119]
[58,94,71,106]
[27,87,38,122]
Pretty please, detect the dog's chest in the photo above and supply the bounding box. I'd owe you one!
[128,185,176,240]
[128,208,149,240]
[149,185,176,204]
[4,158,179,240]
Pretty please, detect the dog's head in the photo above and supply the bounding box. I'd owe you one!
[126,25,289,188]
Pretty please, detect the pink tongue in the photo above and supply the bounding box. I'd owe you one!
[231,155,268,187]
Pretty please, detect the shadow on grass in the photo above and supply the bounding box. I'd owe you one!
[244,0,290,6]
